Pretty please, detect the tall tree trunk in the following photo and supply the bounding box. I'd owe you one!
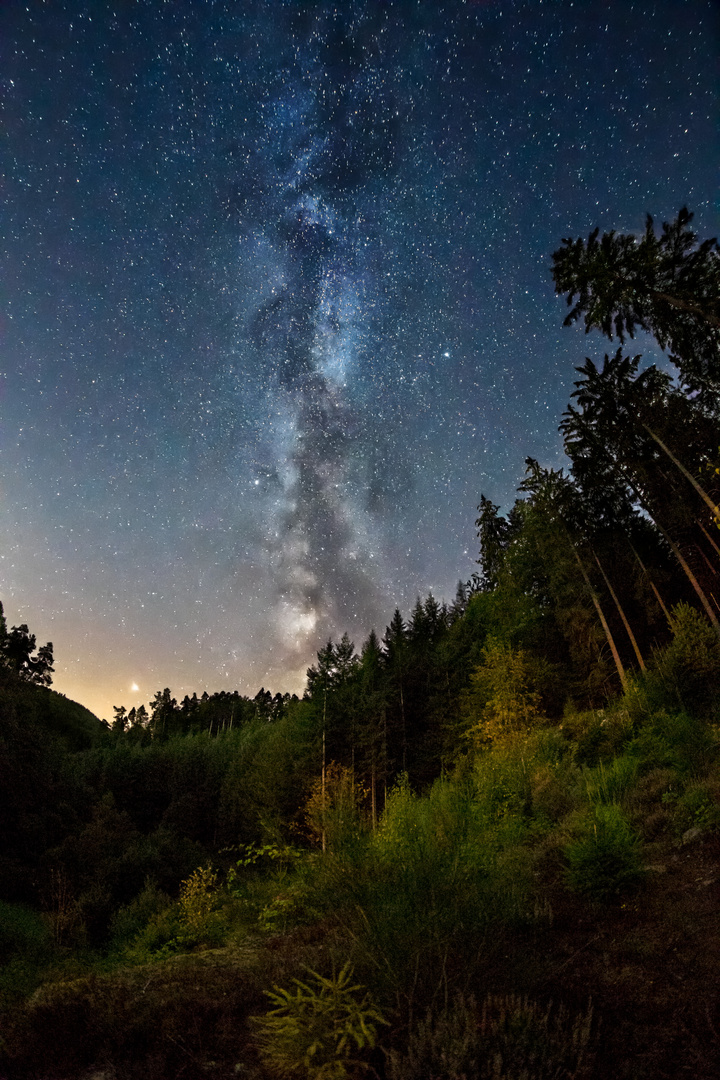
[575,415,720,642]
[695,543,719,578]
[642,423,720,521]
[593,550,646,670]
[653,518,720,639]
[321,692,327,853]
[570,542,629,692]
[399,680,406,773]
[698,520,720,560]
[629,542,673,625]
[370,756,377,830]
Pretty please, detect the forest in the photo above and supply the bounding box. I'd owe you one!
[1,209,719,1079]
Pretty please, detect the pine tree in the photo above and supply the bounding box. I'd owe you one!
[552,208,720,400]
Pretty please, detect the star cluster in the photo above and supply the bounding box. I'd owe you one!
[1,0,717,719]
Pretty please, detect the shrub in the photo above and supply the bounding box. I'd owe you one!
[671,781,720,835]
[0,901,56,1002]
[126,864,225,959]
[302,763,370,852]
[564,805,644,903]
[629,710,717,777]
[648,603,720,717]
[252,961,387,1079]
[564,709,633,767]
[386,991,594,1080]
[307,775,535,1013]
[0,900,52,965]
[108,879,171,950]
[177,864,218,937]
[463,639,544,747]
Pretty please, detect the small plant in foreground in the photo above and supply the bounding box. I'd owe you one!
[252,961,387,1079]
[386,991,594,1080]
[564,804,644,902]
[178,864,219,937]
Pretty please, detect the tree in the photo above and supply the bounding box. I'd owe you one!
[519,459,631,692]
[475,496,522,591]
[559,351,720,640]
[111,705,127,734]
[149,687,177,738]
[357,630,387,824]
[552,208,720,399]
[382,609,409,772]
[462,637,544,746]
[0,603,54,686]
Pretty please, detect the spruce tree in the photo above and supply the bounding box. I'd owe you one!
[552,208,720,400]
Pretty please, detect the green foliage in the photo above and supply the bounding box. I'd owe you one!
[670,781,720,835]
[629,709,717,777]
[306,774,536,1014]
[386,992,594,1080]
[0,602,54,686]
[652,603,720,716]
[253,961,387,1079]
[562,708,633,767]
[108,879,171,950]
[551,207,720,397]
[463,638,545,746]
[126,864,226,959]
[0,901,57,1002]
[177,864,219,937]
[0,900,52,965]
[302,763,370,851]
[472,739,535,822]
[564,804,644,902]
[583,755,638,807]
[225,841,314,935]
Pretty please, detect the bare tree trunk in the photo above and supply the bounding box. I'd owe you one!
[653,518,720,639]
[322,691,327,853]
[629,542,672,625]
[570,543,629,692]
[400,681,406,773]
[642,423,720,522]
[568,414,720,639]
[698,520,720,560]
[371,757,377,830]
[593,550,646,670]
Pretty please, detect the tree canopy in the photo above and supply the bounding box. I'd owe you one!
[551,207,720,400]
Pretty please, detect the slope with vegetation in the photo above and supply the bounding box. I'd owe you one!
[1,210,719,1080]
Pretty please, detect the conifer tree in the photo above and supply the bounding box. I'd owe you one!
[552,208,720,400]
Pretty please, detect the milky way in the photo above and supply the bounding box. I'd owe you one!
[1,0,718,720]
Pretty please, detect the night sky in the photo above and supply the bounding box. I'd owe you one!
[2,0,718,722]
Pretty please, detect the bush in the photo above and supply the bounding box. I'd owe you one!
[252,961,387,1079]
[0,901,56,1002]
[629,711,717,777]
[0,900,52,965]
[645,603,720,717]
[386,991,594,1080]
[564,804,644,903]
[563,709,633,767]
[307,776,535,1013]
[108,879,172,951]
[126,864,226,960]
[671,781,720,835]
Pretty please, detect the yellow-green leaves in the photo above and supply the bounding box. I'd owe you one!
[253,962,387,1079]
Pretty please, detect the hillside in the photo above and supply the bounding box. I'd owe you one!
[2,207,719,1078]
